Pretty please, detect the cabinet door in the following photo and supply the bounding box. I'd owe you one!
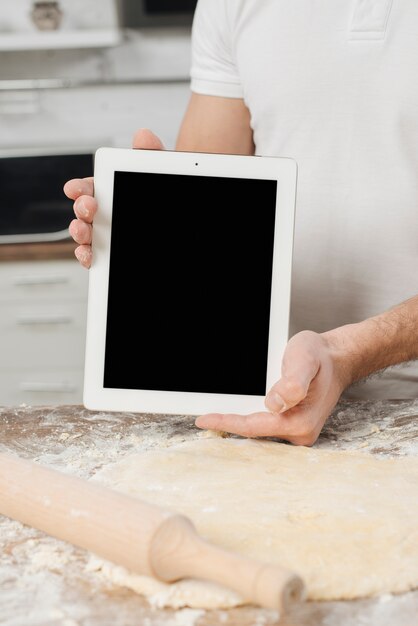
[0,300,87,369]
[0,258,89,406]
[0,260,88,303]
[0,368,84,407]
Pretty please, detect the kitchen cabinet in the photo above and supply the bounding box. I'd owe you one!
[0,29,121,51]
[0,254,88,406]
[0,0,120,51]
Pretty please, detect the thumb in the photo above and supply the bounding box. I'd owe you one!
[132,128,165,151]
[265,331,321,414]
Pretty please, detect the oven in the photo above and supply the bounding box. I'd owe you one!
[0,148,94,244]
[118,0,198,28]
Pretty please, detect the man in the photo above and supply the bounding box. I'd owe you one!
[65,0,418,443]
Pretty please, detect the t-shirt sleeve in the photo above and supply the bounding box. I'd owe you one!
[190,0,243,99]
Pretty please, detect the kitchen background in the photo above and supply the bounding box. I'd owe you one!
[0,0,195,406]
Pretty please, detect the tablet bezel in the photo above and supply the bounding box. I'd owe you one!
[83,147,297,415]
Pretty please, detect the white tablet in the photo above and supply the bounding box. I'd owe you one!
[83,147,297,415]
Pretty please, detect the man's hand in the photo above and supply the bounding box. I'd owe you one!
[195,330,352,446]
[196,292,418,445]
[63,129,164,268]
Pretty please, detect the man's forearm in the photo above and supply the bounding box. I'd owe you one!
[322,295,418,388]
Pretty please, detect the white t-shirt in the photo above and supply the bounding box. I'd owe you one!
[190,0,418,399]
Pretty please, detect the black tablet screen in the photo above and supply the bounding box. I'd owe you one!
[103,171,277,396]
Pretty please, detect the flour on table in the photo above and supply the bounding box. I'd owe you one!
[87,556,243,610]
[91,437,418,608]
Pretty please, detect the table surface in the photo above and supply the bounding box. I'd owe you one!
[0,400,417,626]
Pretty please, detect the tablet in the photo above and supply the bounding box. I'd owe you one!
[83,147,297,415]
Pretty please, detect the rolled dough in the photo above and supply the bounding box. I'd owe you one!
[92,437,418,608]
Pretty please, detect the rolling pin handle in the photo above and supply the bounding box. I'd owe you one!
[251,562,306,611]
[149,513,306,611]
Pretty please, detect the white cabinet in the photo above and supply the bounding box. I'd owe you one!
[0,29,121,51]
[0,0,121,51]
[0,258,89,406]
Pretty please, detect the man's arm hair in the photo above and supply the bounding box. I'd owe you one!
[322,295,418,387]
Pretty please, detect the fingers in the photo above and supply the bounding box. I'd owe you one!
[195,412,283,438]
[63,177,94,201]
[195,410,320,446]
[72,194,97,223]
[74,245,92,269]
[69,218,92,245]
[132,128,165,150]
[265,331,322,414]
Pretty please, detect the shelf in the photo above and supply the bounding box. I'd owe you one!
[0,29,122,51]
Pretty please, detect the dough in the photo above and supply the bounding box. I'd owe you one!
[92,438,418,608]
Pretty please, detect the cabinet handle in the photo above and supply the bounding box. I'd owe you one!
[19,382,76,393]
[13,275,70,286]
[17,314,73,325]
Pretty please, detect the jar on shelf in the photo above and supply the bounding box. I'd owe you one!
[30,1,63,31]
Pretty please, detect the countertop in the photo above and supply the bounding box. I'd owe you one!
[0,240,76,262]
[0,400,417,626]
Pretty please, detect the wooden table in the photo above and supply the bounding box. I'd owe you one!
[0,400,417,626]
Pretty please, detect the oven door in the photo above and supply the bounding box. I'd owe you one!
[119,0,197,28]
[0,148,94,244]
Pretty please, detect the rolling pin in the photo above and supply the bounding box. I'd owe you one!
[0,452,305,611]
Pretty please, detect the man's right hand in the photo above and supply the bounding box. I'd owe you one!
[63,129,165,268]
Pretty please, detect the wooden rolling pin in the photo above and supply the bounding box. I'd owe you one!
[0,452,305,611]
